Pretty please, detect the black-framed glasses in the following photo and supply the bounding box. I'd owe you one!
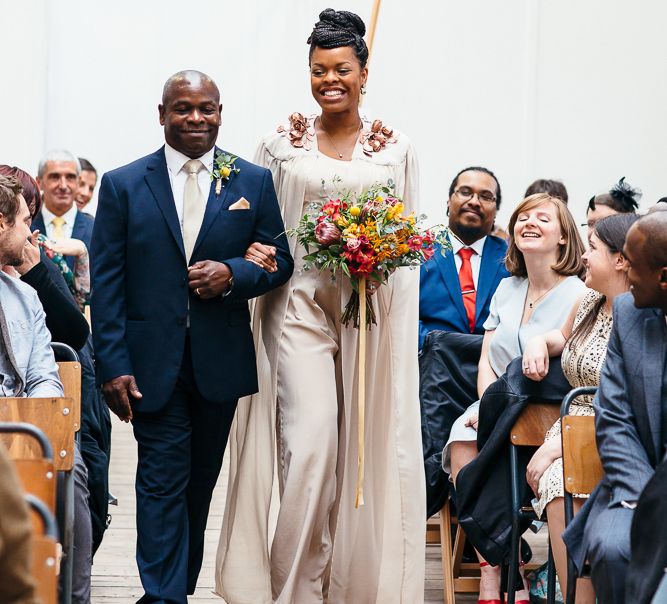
[454,187,496,204]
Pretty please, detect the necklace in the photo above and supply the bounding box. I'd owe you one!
[527,276,564,309]
[318,116,362,160]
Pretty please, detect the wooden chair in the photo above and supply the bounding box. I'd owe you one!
[507,402,561,604]
[52,342,82,604]
[26,494,59,604]
[0,422,56,535]
[560,386,602,604]
[0,396,77,604]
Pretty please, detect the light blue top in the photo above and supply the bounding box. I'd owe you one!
[0,271,63,398]
[483,275,587,377]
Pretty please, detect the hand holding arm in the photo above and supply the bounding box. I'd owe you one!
[244,242,277,272]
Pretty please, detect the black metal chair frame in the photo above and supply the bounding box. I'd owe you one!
[51,342,80,604]
[506,402,557,604]
[560,385,598,604]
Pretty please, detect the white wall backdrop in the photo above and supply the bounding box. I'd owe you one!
[1,0,665,226]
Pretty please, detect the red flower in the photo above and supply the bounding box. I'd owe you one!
[407,235,423,251]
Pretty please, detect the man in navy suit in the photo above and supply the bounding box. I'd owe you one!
[419,166,509,348]
[90,70,293,603]
[34,150,95,271]
[564,211,667,604]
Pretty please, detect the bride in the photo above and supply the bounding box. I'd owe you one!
[216,9,425,604]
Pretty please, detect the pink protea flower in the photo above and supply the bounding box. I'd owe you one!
[315,222,341,246]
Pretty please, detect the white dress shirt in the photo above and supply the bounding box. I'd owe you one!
[450,234,487,289]
[164,143,215,234]
[41,204,79,240]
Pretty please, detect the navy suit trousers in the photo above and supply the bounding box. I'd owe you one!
[132,336,237,604]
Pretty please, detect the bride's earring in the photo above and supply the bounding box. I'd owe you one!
[361,84,367,95]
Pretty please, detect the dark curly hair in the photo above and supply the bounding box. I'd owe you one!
[307,9,369,68]
[587,177,641,215]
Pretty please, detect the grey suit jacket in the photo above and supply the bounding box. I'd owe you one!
[564,292,666,569]
[0,271,63,398]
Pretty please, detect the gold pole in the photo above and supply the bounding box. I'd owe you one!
[360,0,382,107]
[366,0,382,64]
[355,278,367,508]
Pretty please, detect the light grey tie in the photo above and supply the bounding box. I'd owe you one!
[182,159,206,261]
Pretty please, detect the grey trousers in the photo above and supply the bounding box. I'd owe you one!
[585,503,633,604]
[57,441,93,604]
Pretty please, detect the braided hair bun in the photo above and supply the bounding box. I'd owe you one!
[307,9,369,67]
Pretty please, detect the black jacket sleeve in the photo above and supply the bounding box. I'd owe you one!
[20,253,90,350]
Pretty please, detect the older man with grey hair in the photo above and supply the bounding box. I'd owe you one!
[33,149,94,271]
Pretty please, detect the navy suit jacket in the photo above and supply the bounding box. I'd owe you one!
[90,146,293,413]
[418,235,509,348]
[32,209,94,272]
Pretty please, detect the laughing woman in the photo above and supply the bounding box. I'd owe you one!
[215,9,425,604]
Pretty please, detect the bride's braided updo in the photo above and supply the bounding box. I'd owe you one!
[307,8,369,67]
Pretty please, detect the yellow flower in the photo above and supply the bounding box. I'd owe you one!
[349,206,361,217]
[220,166,231,179]
[336,216,349,227]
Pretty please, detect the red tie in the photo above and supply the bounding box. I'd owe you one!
[458,248,477,332]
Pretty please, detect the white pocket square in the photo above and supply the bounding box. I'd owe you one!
[229,197,250,210]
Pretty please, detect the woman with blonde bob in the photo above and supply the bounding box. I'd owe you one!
[443,193,587,603]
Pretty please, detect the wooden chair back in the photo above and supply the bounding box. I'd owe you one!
[57,361,81,433]
[14,459,57,534]
[562,415,604,495]
[31,536,59,604]
[0,398,76,471]
[510,403,560,447]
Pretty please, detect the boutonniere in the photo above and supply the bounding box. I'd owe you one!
[212,151,240,196]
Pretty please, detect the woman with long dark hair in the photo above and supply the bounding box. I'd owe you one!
[522,213,639,603]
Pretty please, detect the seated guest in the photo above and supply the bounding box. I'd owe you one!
[0,175,94,603]
[75,158,97,213]
[419,166,509,347]
[522,214,638,603]
[0,444,38,604]
[525,178,568,204]
[0,165,90,341]
[584,177,639,236]
[1,166,110,552]
[563,211,667,604]
[33,150,94,274]
[445,193,587,602]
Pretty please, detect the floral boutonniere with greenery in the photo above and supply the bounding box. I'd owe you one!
[212,151,240,195]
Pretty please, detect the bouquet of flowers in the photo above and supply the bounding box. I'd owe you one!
[289,180,449,507]
[289,180,449,329]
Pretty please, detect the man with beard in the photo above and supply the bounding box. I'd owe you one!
[419,166,509,347]
[0,174,63,397]
[418,167,510,516]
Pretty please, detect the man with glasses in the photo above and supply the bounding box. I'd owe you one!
[419,167,510,517]
[419,166,509,347]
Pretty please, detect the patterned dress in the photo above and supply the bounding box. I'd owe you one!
[534,289,612,517]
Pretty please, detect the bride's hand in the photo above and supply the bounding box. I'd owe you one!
[51,238,88,258]
[244,242,277,272]
[522,336,549,381]
[366,280,380,296]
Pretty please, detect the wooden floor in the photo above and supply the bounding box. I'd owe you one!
[92,417,547,603]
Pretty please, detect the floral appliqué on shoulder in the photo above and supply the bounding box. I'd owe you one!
[277,112,315,151]
[359,119,398,156]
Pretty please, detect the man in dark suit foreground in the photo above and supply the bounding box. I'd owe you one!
[91,70,293,603]
[564,211,667,604]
